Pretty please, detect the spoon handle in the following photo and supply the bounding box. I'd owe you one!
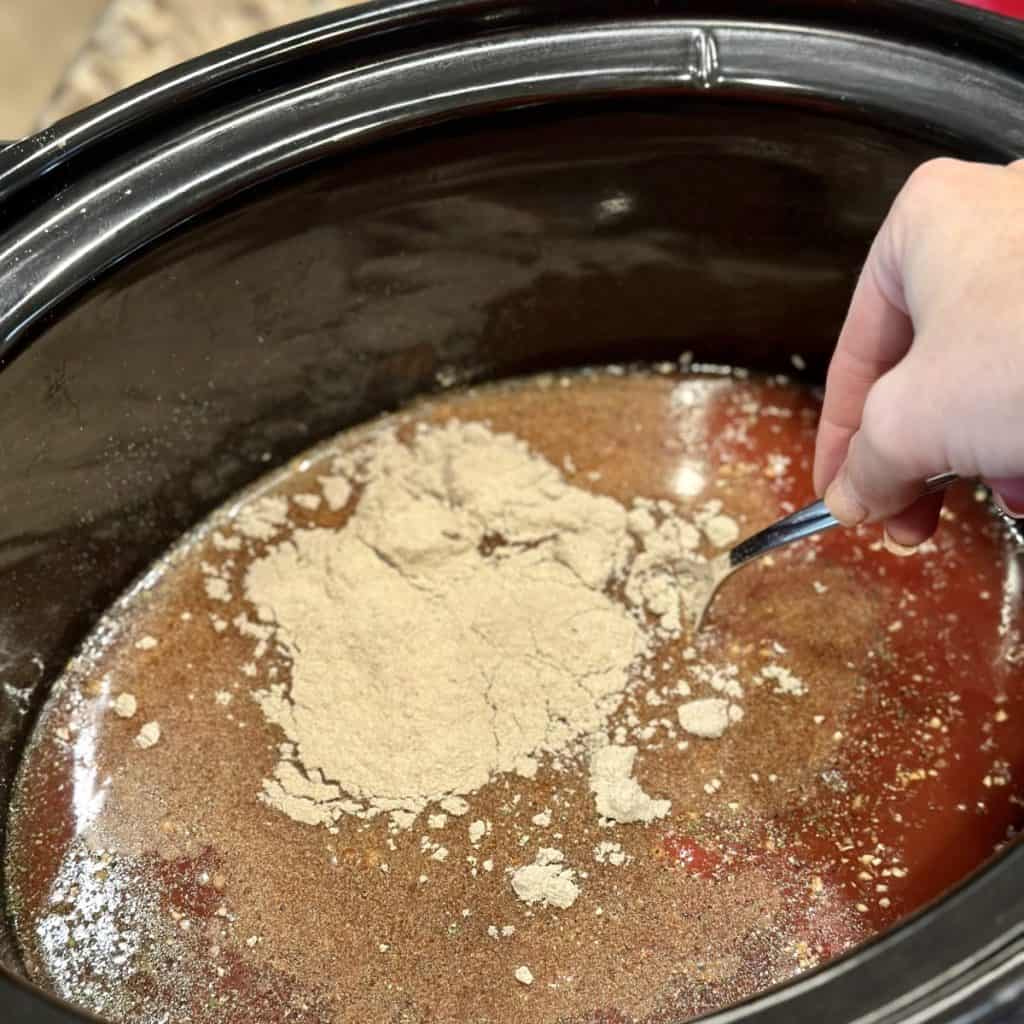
[727,472,960,570]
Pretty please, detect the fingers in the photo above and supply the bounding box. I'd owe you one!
[823,354,949,526]
[813,230,914,497]
[883,492,944,549]
[815,157,1024,536]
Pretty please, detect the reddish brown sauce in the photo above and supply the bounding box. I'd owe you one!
[5,367,1023,1024]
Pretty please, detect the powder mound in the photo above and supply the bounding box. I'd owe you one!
[511,849,580,909]
[588,745,671,824]
[677,698,741,739]
[246,422,649,825]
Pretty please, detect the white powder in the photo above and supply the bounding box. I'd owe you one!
[469,820,488,844]
[212,530,241,552]
[260,762,345,827]
[112,693,138,719]
[677,698,738,739]
[594,841,628,866]
[703,514,740,548]
[204,577,230,603]
[318,476,353,511]
[514,966,534,986]
[233,495,290,541]
[441,796,470,816]
[213,418,742,834]
[624,508,705,635]
[510,849,579,909]
[684,661,744,700]
[247,423,647,825]
[588,745,670,824]
[134,721,161,749]
[391,810,418,831]
[761,664,806,696]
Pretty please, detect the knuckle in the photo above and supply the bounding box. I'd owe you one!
[902,157,962,205]
[892,159,963,239]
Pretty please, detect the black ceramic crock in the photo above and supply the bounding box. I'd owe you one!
[2,1,1024,1021]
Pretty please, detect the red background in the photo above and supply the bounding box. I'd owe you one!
[959,0,1024,15]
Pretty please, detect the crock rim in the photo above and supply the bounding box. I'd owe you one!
[3,2,1024,1022]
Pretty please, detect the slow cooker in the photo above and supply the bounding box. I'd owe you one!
[2,1,1024,1021]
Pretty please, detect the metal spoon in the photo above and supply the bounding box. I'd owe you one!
[693,471,960,630]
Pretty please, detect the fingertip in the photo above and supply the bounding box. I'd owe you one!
[812,449,832,500]
[824,470,868,527]
[882,530,918,557]
[812,456,828,500]
[883,493,944,549]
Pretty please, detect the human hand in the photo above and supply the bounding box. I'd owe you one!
[814,157,1024,547]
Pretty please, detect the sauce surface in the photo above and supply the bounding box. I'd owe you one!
[6,367,1024,1024]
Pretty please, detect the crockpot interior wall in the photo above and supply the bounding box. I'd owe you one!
[0,101,952,974]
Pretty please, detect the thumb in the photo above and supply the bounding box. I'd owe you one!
[823,355,950,525]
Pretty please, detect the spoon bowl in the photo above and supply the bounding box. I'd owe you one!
[693,472,960,630]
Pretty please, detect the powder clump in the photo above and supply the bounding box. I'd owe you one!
[112,693,138,719]
[246,422,648,826]
[703,514,740,548]
[594,841,628,866]
[677,698,741,739]
[588,745,671,824]
[761,663,807,696]
[134,721,161,750]
[510,849,580,909]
